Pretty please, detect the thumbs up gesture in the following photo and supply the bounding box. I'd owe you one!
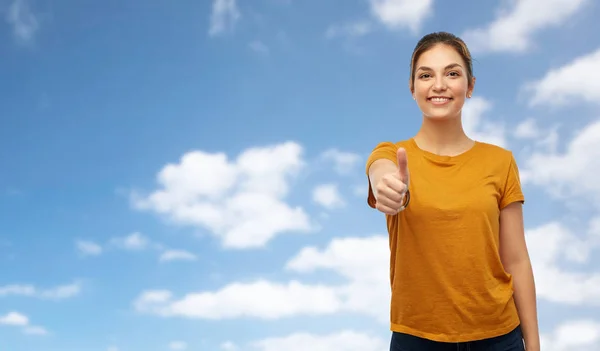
[374,147,410,215]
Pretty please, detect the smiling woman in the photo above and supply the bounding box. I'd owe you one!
[409,32,475,122]
[365,32,541,351]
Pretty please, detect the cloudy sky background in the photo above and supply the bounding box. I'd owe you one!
[1,0,600,350]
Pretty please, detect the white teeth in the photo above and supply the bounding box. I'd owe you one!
[431,97,450,102]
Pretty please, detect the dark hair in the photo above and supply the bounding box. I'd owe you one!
[409,32,474,91]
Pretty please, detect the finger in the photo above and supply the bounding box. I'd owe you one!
[378,185,405,203]
[382,175,407,195]
[397,147,409,185]
[375,193,404,209]
[376,202,400,215]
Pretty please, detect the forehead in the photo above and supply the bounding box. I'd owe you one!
[416,44,465,68]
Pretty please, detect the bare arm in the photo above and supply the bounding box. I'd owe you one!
[499,202,540,351]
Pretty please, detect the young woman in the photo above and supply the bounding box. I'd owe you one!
[366,32,540,351]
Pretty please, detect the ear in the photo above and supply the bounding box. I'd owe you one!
[408,78,415,98]
[467,76,476,97]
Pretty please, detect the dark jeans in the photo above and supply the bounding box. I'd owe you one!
[390,325,525,351]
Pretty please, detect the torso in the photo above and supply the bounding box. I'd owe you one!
[366,138,525,343]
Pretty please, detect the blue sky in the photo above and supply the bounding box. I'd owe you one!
[1,0,600,350]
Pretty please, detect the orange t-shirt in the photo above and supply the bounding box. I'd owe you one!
[366,138,525,343]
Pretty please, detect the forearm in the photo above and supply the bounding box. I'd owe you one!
[507,259,540,350]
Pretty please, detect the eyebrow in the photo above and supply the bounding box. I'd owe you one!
[417,63,463,71]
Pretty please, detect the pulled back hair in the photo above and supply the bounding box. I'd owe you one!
[409,32,474,91]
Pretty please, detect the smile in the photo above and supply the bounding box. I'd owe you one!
[427,97,452,105]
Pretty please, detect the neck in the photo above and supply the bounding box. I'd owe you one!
[413,114,473,156]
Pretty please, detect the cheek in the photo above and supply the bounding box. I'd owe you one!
[414,84,429,97]
[452,81,470,95]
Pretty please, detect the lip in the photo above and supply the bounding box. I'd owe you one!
[427,96,453,105]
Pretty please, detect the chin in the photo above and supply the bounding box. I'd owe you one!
[419,100,464,121]
[421,109,462,121]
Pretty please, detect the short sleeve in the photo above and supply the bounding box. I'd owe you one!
[499,152,525,209]
[366,142,399,208]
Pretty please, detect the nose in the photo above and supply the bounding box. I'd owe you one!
[432,75,447,91]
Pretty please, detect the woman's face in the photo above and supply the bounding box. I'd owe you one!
[412,44,474,121]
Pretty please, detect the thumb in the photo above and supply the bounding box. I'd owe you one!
[396,147,409,184]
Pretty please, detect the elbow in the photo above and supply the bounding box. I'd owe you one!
[501,247,532,272]
[503,254,532,275]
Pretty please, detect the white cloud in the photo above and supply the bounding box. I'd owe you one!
[208,0,240,36]
[37,282,81,300]
[312,184,345,209]
[285,235,390,322]
[134,290,171,306]
[590,217,600,237]
[520,118,600,204]
[514,118,540,139]
[319,149,361,175]
[0,282,81,300]
[368,0,433,33]
[159,250,197,262]
[0,311,28,326]
[524,48,600,107]
[513,117,561,157]
[541,320,600,351]
[462,0,590,53]
[0,285,35,297]
[133,280,341,320]
[0,311,48,336]
[109,232,149,251]
[78,232,196,263]
[131,142,313,249]
[462,96,507,147]
[132,235,390,322]
[352,184,366,198]
[23,326,48,335]
[168,341,188,350]
[76,240,103,256]
[526,221,600,305]
[250,330,387,351]
[220,341,238,350]
[5,0,39,45]
[326,0,434,41]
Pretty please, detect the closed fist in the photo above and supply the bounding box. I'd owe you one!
[375,147,410,215]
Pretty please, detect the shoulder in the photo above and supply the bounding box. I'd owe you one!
[371,139,411,149]
[365,139,412,172]
[369,139,412,154]
[472,142,522,181]
[475,141,514,157]
[474,141,517,164]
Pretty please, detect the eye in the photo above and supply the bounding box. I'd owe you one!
[448,71,460,77]
[419,73,431,79]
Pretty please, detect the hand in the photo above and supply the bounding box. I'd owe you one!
[375,147,410,215]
